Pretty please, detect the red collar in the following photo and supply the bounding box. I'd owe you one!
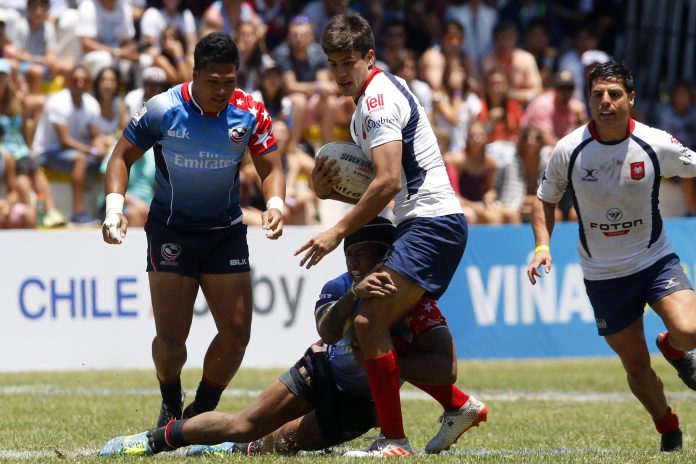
[181,81,225,117]
[355,67,383,103]
[588,118,635,143]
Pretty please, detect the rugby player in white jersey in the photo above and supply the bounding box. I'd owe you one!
[294,14,472,457]
[528,61,696,452]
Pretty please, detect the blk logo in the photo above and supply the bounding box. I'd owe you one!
[168,129,190,139]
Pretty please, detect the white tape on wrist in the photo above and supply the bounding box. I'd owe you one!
[105,193,125,216]
[104,193,125,242]
[266,196,285,215]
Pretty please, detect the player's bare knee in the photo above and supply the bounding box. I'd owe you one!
[218,325,251,349]
[153,334,187,353]
[623,358,654,381]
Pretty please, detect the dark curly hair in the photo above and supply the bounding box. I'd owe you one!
[194,32,240,71]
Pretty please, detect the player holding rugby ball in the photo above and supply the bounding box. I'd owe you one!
[294,13,471,457]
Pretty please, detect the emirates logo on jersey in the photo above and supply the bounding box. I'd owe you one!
[630,162,645,180]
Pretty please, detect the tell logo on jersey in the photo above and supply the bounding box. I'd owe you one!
[630,162,645,180]
[365,94,385,112]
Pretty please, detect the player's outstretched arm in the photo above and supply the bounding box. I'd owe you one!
[252,150,286,239]
[527,197,556,285]
[102,136,145,244]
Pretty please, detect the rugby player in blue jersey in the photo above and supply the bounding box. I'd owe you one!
[294,14,471,456]
[99,218,486,457]
[528,61,696,451]
[101,32,286,427]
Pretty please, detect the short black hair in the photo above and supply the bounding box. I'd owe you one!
[587,61,634,95]
[194,32,240,71]
[343,216,395,252]
[321,13,374,57]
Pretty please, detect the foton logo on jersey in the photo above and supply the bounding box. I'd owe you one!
[365,94,385,112]
[630,162,645,180]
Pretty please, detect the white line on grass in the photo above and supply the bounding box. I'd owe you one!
[0,447,626,460]
[2,385,696,402]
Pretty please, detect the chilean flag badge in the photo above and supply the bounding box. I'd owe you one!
[630,161,645,180]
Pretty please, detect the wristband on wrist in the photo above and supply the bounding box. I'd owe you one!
[105,192,125,216]
[89,146,99,156]
[534,244,550,253]
[266,196,284,214]
[175,55,185,64]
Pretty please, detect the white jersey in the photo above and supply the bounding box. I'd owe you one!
[538,119,696,280]
[350,69,462,223]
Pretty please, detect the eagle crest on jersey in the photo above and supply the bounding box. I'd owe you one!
[229,126,249,145]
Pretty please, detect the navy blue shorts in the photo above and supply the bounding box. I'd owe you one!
[279,343,376,445]
[585,253,693,336]
[145,218,250,278]
[384,214,468,299]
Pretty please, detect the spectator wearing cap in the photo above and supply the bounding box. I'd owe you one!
[521,69,586,147]
[124,66,169,120]
[579,48,610,110]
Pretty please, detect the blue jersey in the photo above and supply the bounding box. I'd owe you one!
[315,273,446,398]
[124,82,277,230]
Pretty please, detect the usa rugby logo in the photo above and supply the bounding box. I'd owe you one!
[161,243,182,261]
[229,126,249,145]
[630,162,645,180]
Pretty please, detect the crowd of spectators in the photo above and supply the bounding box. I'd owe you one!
[0,0,695,230]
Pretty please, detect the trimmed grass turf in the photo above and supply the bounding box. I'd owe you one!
[1,357,696,463]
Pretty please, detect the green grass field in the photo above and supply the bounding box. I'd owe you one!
[2,357,696,463]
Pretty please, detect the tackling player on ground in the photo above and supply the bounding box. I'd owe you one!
[294,14,471,457]
[101,32,285,427]
[528,61,696,451]
[99,218,487,457]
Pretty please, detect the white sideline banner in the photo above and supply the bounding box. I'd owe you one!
[0,227,344,372]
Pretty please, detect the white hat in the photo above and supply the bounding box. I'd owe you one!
[142,66,167,83]
[581,49,611,67]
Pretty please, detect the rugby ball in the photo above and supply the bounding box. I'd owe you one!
[316,142,375,200]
